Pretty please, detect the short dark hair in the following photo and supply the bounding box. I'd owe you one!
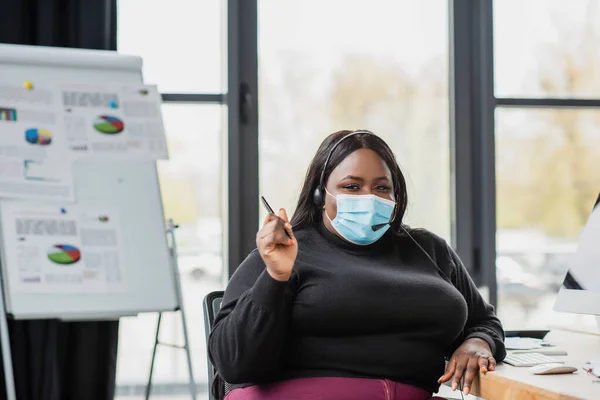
[290,130,408,232]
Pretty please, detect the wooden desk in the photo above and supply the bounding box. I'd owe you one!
[470,330,600,400]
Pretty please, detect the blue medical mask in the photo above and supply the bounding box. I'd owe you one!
[325,191,396,245]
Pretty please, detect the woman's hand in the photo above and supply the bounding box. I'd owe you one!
[438,338,495,396]
[256,208,298,281]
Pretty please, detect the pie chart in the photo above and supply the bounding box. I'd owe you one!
[25,128,52,145]
[93,115,124,134]
[47,244,81,265]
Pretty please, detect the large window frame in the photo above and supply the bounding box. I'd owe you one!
[233,0,492,299]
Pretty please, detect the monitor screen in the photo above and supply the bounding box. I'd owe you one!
[560,194,600,292]
[554,194,600,323]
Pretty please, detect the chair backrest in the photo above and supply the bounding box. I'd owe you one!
[203,291,227,400]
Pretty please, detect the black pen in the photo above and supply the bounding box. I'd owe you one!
[260,196,292,239]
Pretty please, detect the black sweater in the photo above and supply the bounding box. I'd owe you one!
[208,224,506,394]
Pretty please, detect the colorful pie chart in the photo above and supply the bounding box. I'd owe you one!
[47,244,81,265]
[25,128,52,145]
[93,115,124,134]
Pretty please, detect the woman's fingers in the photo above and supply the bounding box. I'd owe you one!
[488,356,496,371]
[438,356,456,383]
[258,219,293,248]
[478,355,490,374]
[462,356,482,395]
[284,222,296,245]
[278,208,289,223]
[262,212,275,226]
[262,232,291,251]
[277,210,296,244]
[260,221,290,243]
[276,208,296,243]
[451,356,468,391]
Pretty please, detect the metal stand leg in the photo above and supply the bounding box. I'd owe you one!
[144,220,196,400]
[168,219,197,400]
[145,312,162,400]
[179,284,196,400]
[0,276,16,400]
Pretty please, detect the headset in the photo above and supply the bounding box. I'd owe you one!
[312,130,398,231]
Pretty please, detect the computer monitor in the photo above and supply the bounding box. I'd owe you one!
[554,194,600,328]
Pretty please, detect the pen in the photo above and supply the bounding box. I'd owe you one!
[260,196,292,240]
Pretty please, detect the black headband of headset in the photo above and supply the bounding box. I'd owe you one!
[318,130,374,189]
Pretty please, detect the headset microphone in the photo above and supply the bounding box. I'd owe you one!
[371,193,398,231]
[371,223,389,232]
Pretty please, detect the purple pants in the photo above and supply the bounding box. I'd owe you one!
[225,377,446,400]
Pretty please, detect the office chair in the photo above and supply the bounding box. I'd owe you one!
[203,291,229,400]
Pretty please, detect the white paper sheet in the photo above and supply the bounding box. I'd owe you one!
[62,83,168,160]
[0,202,127,294]
[0,86,75,201]
[504,337,544,350]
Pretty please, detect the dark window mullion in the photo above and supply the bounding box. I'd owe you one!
[496,97,600,108]
[227,0,259,278]
[161,93,226,103]
[449,0,497,306]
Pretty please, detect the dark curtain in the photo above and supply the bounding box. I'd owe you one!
[0,320,120,400]
[0,0,117,50]
[0,1,119,400]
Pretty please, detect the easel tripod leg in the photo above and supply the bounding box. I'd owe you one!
[180,309,197,400]
[167,219,197,400]
[0,273,16,400]
[145,312,162,400]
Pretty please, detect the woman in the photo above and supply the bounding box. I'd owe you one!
[209,130,506,400]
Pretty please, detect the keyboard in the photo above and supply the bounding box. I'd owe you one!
[503,352,564,367]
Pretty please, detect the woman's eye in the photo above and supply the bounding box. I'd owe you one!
[376,186,392,192]
[342,184,360,190]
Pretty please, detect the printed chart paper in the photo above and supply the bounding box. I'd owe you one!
[0,202,127,294]
[121,84,169,159]
[0,86,74,201]
[62,83,168,160]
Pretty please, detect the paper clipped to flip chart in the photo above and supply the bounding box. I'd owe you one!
[61,83,168,160]
[0,202,128,294]
[0,85,75,201]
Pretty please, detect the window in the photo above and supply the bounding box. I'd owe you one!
[117,1,227,396]
[495,108,600,329]
[493,0,600,329]
[118,0,226,93]
[115,105,226,398]
[258,0,450,240]
[494,0,600,98]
